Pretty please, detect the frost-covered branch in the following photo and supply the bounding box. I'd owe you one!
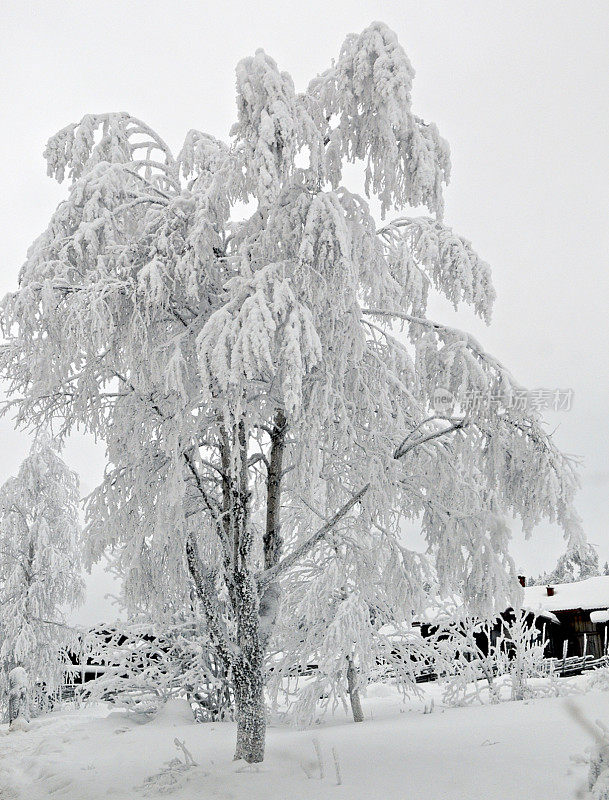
[185,534,236,665]
[394,418,468,459]
[362,308,515,387]
[258,484,370,589]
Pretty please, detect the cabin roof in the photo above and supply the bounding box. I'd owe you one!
[523,575,609,614]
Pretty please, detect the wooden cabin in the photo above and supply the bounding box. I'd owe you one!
[522,576,609,660]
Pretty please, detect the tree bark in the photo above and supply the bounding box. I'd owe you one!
[263,411,286,570]
[230,411,286,762]
[346,656,364,723]
[233,659,266,762]
[231,566,267,762]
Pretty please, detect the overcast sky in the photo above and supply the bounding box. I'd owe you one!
[1,0,608,623]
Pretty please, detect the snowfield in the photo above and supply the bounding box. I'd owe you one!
[0,679,604,799]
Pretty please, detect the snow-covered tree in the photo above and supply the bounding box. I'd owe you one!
[1,22,583,761]
[544,542,600,584]
[0,437,84,708]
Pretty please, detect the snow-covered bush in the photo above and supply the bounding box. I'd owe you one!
[434,609,551,705]
[8,666,29,731]
[433,615,504,706]
[503,611,547,700]
[81,617,232,721]
[587,736,609,800]
[586,668,609,693]
[569,702,609,799]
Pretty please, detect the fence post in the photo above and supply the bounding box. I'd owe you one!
[583,633,588,667]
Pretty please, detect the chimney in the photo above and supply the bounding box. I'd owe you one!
[546,585,555,597]
[518,575,526,588]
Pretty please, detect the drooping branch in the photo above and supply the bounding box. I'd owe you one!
[361,308,518,386]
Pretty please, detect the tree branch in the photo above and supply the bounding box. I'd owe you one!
[257,483,370,589]
[185,533,236,666]
[183,450,231,558]
[394,418,468,459]
[361,308,517,385]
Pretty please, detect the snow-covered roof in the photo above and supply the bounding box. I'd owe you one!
[523,575,609,615]
[377,624,424,642]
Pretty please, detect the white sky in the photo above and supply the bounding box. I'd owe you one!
[1,0,608,623]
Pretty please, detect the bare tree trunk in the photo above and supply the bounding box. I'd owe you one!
[346,656,364,723]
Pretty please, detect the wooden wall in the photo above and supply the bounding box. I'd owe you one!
[541,610,608,660]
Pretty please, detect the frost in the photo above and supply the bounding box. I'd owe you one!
[0,21,583,762]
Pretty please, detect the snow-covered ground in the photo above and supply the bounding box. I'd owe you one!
[0,679,603,799]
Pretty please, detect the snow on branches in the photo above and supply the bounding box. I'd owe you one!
[310,21,450,217]
[198,263,322,417]
[268,533,431,724]
[81,617,232,722]
[0,21,584,760]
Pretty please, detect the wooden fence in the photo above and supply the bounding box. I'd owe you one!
[542,653,609,677]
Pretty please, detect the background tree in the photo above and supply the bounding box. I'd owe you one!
[0,436,84,710]
[1,22,583,761]
[536,542,600,585]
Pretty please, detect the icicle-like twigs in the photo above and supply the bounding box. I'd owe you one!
[332,747,342,786]
[174,738,197,766]
[313,737,324,779]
